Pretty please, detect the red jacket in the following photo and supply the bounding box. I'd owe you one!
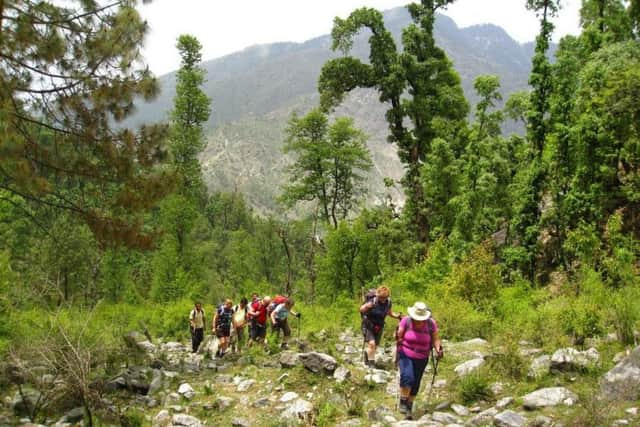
[251,301,268,324]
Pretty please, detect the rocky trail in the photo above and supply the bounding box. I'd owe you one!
[4,328,640,426]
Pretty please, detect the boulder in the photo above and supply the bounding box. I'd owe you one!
[494,410,526,427]
[197,335,218,358]
[177,383,195,400]
[365,369,392,384]
[431,411,461,424]
[601,345,640,401]
[337,420,361,427]
[171,414,202,427]
[280,398,313,420]
[468,408,498,426]
[231,418,251,427]
[528,355,551,378]
[522,387,578,409]
[123,331,156,353]
[496,397,514,409]
[454,358,485,376]
[333,366,351,383]
[252,397,270,408]
[280,392,299,403]
[214,396,234,410]
[279,351,300,368]
[451,403,470,416]
[298,352,337,374]
[237,379,256,392]
[152,409,171,427]
[529,415,554,427]
[550,347,599,371]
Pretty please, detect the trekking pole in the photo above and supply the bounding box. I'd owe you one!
[297,314,301,340]
[425,347,440,409]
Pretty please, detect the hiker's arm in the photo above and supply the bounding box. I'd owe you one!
[359,301,373,313]
[212,314,218,332]
[387,307,402,320]
[396,326,405,343]
[270,309,277,325]
[433,330,443,357]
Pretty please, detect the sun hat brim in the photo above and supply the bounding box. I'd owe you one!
[407,306,431,321]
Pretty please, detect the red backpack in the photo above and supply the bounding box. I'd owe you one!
[268,295,288,312]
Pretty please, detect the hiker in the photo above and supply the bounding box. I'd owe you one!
[213,299,234,357]
[360,285,401,367]
[248,295,271,346]
[248,293,260,338]
[396,301,443,418]
[189,302,206,353]
[270,297,300,349]
[231,297,249,353]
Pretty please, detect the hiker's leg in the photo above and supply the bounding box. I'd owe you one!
[397,352,414,414]
[195,328,203,352]
[281,320,291,348]
[366,339,376,363]
[191,329,197,352]
[409,356,429,397]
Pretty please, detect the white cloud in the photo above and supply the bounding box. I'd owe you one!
[139,0,581,75]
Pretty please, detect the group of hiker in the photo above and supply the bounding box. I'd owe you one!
[188,294,300,357]
[189,285,443,420]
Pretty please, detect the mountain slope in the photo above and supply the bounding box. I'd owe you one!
[134,9,542,213]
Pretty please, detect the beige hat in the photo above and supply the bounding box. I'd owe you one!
[408,302,431,321]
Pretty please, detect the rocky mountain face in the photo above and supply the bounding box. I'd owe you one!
[133,9,549,213]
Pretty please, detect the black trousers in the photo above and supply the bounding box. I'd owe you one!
[191,327,204,352]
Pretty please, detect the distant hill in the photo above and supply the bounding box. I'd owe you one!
[133,8,549,213]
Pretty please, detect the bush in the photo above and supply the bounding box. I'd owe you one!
[456,372,493,405]
[610,287,640,345]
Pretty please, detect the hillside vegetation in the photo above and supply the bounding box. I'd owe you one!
[1,0,640,426]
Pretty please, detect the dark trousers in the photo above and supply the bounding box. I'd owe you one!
[191,327,204,352]
[398,350,429,396]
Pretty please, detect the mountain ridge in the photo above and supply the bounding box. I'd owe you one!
[132,8,548,214]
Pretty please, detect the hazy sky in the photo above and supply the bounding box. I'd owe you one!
[138,0,582,75]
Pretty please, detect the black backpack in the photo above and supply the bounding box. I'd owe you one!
[361,288,391,327]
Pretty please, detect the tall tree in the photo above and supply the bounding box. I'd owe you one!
[319,0,468,246]
[0,0,172,248]
[281,109,372,229]
[169,34,211,206]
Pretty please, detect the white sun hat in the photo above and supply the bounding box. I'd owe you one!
[407,302,432,321]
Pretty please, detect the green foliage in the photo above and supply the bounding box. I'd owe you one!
[319,0,468,243]
[0,1,172,247]
[609,286,640,345]
[170,34,212,204]
[446,243,502,310]
[281,109,372,228]
[456,372,493,405]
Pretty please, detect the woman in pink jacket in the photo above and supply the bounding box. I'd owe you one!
[396,302,443,418]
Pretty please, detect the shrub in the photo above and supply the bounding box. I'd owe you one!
[456,372,493,405]
[610,287,640,345]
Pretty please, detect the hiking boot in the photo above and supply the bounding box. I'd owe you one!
[280,342,288,350]
[398,398,410,415]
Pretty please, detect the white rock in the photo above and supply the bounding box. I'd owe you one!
[431,411,461,424]
[177,383,195,400]
[451,403,470,416]
[454,358,485,376]
[280,398,313,420]
[625,407,638,416]
[496,397,514,409]
[522,387,578,409]
[551,347,600,371]
[280,392,299,403]
[237,379,256,392]
[152,409,171,427]
[171,414,202,427]
[528,355,551,378]
[494,410,526,427]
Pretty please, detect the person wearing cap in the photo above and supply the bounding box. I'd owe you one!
[395,301,443,418]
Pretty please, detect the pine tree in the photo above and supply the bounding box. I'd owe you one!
[169,34,211,206]
[0,0,172,248]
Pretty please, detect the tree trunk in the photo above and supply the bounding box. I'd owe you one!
[279,228,293,295]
